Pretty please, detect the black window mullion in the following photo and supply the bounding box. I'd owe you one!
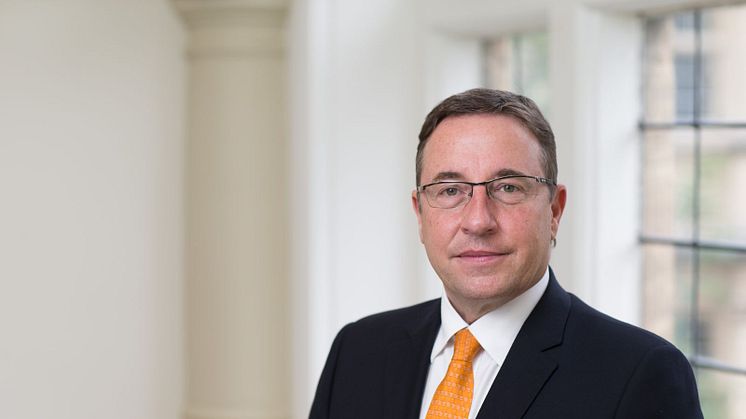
[640,236,746,253]
[690,355,746,375]
[639,121,746,129]
[690,8,704,368]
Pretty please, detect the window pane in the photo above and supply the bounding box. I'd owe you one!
[514,32,549,115]
[484,32,549,115]
[698,368,746,419]
[642,129,695,239]
[699,250,746,369]
[643,12,696,124]
[700,129,746,245]
[484,38,513,91]
[642,244,694,353]
[700,4,746,122]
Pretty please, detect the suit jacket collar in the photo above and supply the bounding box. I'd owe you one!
[476,268,571,419]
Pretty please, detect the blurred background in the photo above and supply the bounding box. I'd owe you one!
[1,0,744,418]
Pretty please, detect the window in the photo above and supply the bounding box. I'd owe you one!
[641,5,746,418]
[483,32,549,115]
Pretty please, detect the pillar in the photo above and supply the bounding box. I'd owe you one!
[172,1,289,418]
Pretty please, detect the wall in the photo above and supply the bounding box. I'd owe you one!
[0,1,185,418]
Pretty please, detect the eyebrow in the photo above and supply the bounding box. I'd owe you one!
[492,168,529,178]
[430,171,464,182]
[428,168,530,183]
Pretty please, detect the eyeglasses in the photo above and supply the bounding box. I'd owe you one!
[417,175,556,209]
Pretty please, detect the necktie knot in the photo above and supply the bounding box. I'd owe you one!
[452,328,481,362]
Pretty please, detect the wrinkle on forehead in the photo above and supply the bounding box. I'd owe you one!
[429,168,532,184]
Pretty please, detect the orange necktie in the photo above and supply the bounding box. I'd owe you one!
[426,328,482,419]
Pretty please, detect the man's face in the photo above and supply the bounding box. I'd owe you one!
[412,114,566,322]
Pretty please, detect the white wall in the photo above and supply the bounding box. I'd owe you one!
[0,1,185,418]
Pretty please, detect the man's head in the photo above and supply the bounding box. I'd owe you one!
[411,89,566,323]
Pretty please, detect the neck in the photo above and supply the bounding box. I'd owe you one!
[449,297,507,324]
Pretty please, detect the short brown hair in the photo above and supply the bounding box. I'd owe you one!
[416,88,556,186]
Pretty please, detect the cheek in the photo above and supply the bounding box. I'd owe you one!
[508,209,551,241]
[422,214,458,243]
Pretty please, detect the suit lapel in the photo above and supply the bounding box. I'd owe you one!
[383,300,440,419]
[476,272,571,419]
[475,336,558,419]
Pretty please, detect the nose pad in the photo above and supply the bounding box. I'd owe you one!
[469,184,492,204]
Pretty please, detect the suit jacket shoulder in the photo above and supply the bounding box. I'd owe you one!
[309,299,441,419]
[477,276,703,418]
[343,298,440,346]
[563,295,703,418]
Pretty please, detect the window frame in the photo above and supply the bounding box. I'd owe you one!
[639,7,746,378]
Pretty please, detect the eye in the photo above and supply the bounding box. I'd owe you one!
[436,185,467,197]
[500,183,520,193]
[491,182,523,194]
[442,187,461,196]
[423,183,471,208]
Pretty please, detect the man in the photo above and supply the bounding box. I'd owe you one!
[309,88,703,418]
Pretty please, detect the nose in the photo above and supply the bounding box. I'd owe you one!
[460,185,498,236]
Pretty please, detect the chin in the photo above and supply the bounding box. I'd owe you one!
[454,276,516,301]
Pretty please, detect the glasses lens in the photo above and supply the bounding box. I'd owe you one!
[487,177,532,204]
[426,183,471,208]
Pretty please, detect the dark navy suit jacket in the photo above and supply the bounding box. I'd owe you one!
[309,271,703,418]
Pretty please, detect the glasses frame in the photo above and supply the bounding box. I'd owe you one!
[417,174,557,209]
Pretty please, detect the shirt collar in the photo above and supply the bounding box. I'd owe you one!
[430,267,550,366]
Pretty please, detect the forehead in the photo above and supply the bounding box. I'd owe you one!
[421,114,543,181]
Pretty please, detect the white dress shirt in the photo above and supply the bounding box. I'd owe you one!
[418,268,550,419]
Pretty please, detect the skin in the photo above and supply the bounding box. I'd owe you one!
[412,114,567,324]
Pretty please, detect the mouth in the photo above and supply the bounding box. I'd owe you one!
[456,250,510,264]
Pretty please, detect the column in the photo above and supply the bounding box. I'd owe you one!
[172,1,289,418]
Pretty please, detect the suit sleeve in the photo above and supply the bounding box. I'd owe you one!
[309,324,350,419]
[614,344,703,419]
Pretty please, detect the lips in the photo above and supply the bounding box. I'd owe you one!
[456,249,509,263]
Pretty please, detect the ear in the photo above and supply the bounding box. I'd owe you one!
[550,184,567,240]
[411,190,424,243]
